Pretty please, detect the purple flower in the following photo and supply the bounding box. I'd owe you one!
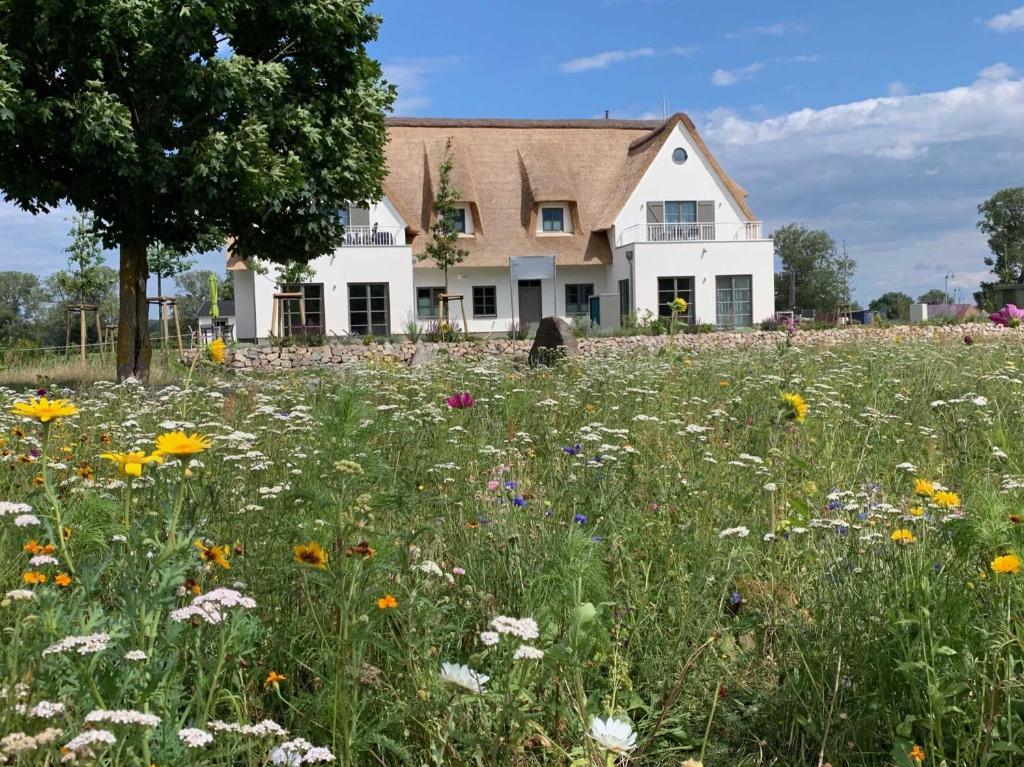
[963,334,973,346]
[513,497,526,508]
[573,513,587,525]
[503,480,517,490]
[730,591,742,605]
[563,443,582,456]
[446,391,475,409]
[989,304,1024,328]
[36,388,47,397]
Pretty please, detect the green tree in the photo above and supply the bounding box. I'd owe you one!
[978,188,1024,283]
[417,137,469,317]
[0,271,44,344]
[57,213,108,306]
[917,289,953,305]
[148,244,196,299]
[773,223,855,314]
[869,291,913,320]
[0,1,394,380]
[176,270,234,330]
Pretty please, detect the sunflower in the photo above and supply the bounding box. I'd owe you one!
[780,392,808,423]
[913,478,935,497]
[99,450,164,477]
[991,553,1022,574]
[890,528,916,545]
[670,297,689,314]
[155,431,212,457]
[12,396,79,423]
[293,542,329,570]
[194,540,231,569]
[207,337,227,364]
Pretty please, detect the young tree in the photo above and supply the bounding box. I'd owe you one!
[773,224,855,314]
[148,244,196,299]
[869,291,913,320]
[58,213,108,307]
[418,138,469,318]
[978,188,1024,283]
[0,1,394,381]
[0,271,45,344]
[917,289,954,305]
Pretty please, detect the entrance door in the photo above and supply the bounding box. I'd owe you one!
[518,280,542,329]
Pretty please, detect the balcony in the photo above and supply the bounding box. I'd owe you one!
[617,221,764,247]
[341,225,405,247]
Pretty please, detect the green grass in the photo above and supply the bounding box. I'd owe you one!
[2,333,1024,766]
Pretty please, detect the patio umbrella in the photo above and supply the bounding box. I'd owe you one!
[209,274,219,319]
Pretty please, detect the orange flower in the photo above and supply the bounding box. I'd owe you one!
[22,571,47,585]
[194,540,231,569]
[55,573,72,588]
[293,542,329,570]
[264,670,287,689]
[377,594,398,610]
[909,744,925,763]
[23,540,55,556]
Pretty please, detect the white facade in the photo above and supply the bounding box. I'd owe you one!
[232,120,774,340]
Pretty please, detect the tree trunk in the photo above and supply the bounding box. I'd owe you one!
[117,238,152,382]
[789,269,796,310]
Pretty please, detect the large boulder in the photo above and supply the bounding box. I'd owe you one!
[529,316,578,366]
[408,340,436,367]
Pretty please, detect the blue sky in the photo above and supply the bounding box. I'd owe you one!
[3,0,1024,303]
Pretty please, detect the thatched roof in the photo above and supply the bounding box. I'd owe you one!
[384,114,755,268]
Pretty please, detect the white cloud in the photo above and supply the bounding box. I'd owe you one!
[988,5,1024,31]
[726,21,807,40]
[560,45,695,74]
[887,81,908,97]
[702,64,1024,301]
[382,56,459,114]
[711,62,764,87]
[979,62,1016,80]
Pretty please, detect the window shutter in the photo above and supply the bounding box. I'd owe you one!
[697,201,715,223]
[349,206,370,227]
[646,202,664,224]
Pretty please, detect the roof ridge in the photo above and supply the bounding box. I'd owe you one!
[386,116,665,130]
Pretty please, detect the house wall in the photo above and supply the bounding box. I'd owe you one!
[624,240,775,325]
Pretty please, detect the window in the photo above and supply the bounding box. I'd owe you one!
[619,278,631,318]
[716,275,753,328]
[417,287,445,319]
[647,201,716,241]
[564,283,594,316]
[453,207,467,234]
[541,207,564,232]
[282,284,324,336]
[672,147,688,164]
[472,285,497,318]
[337,208,350,227]
[665,201,697,224]
[349,283,390,336]
[657,277,694,322]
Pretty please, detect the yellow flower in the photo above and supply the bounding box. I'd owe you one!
[670,297,689,314]
[24,540,55,556]
[155,431,211,457]
[194,540,231,569]
[99,450,164,478]
[913,478,935,497]
[55,573,72,588]
[932,490,960,508]
[909,744,925,763]
[11,396,78,423]
[293,542,329,570]
[991,553,1022,574]
[908,506,925,517]
[377,594,398,609]
[207,337,227,364]
[890,528,916,545]
[22,571,47,585]
[780,392,808,423]
[264,670,287,689]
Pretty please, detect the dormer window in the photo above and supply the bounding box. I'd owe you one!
[542,207,564,232]
[454,207,467,234]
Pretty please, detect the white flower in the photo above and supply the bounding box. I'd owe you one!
[42,632,110,656]
[178,728,214,748]
[64,729,117,752]
[124,650,148,661]
[29,554,59,566]
[0,501,32,517]
[718,526,750,539]
[513,645,544,660]
[170,588,256,625]
[479,631,500,646]
[491,615,539,641]
[589,716,636,754]
[270,738,335,765]
[84,709,161,727]
[14,514,41,527]
[440,662,489,694]
[5,589,36,601]
[208,718,287,738]
[29,700,65,719]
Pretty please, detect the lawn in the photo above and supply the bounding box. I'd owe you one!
[2,333,1023,766]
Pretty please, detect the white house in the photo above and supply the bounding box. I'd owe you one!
[229,114,774,340]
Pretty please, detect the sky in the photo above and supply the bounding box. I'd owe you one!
[2,0,1024,304]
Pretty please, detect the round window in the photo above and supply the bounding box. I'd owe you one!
[672,147,688,164]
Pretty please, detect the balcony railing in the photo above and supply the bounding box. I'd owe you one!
[616,221,764,247]
[341,226,405,247]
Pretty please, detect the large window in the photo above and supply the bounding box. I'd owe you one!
[416,287,445,319]
[472,285,497,318]
[716,275,753,328]
[541,207,564,232]
[665,201,697,224]
[647,201,716,240]
[349,283,390,336]
[657,277,694,323]
[282,284,324,336]
[564,283,594,316]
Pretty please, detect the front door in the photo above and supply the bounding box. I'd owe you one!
[518,280,542,329]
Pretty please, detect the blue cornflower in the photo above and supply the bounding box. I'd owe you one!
[730,591,742,605]
[503,480,517,490]
[513,497,526,507]
[573,513,588,525]
[563,443,582,456]
[827,499,841,511]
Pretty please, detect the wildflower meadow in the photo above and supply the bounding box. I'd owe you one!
[2,332,1024,766]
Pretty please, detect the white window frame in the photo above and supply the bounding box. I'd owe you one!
[537,203,573,235]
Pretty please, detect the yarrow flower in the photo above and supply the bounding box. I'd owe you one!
[84,709,161,728]
[479,631,500,646]
[718,526,750,539]
[991,553,1022,574]
[208,719,287,738]
[513,645,544,660]
[28,701,65,719]
[64,729,117,753]
[270,737,336,765]
[11,396,78,423]
[42,632,111,656]
[440,662,489,694]
[170,588,256,625]
[179,728,214,748]
[588,716,637,754]
[491,615,539,641]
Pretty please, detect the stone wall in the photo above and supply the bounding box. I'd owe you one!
[200,322,1005,371]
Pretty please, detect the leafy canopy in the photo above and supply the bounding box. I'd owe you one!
[978,187,1024,284]
[773,223,855,313]
[869,291,913,321]
[0,0,395,262]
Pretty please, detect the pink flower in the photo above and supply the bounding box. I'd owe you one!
[486,480,500,491]
[989,304,1024,328]
[447,392,475,409]
[452,567,465,576]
